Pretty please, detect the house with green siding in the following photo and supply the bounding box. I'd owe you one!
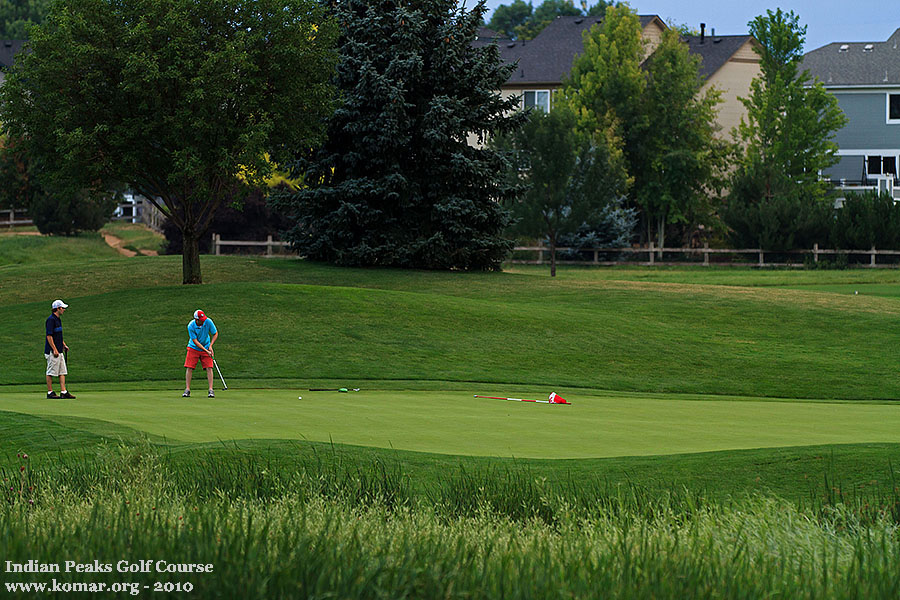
[802,29,900,198]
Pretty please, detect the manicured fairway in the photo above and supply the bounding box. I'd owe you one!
[2,389,900,458]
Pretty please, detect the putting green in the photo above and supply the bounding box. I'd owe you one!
[1,389,899,458]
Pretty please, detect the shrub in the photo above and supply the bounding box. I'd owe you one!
[28,188,117,236]
[831,191,900,250]
[722,194,832,251]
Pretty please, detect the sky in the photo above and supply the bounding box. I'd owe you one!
[479,0,900,52]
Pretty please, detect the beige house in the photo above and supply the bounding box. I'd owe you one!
[682,30,761,139]
[476,17,760,140]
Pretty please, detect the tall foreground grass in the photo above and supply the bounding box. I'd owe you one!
[3,446,900,598]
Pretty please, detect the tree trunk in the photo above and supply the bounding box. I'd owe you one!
[657,213,665,259]
[182,229,202,284]
[549,236,557,278]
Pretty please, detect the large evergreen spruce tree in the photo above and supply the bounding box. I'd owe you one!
[275,0,523,270]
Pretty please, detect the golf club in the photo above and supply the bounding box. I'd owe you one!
[213,358,228,390]
[308,387,360,392]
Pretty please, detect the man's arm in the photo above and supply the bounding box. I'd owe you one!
[46,335,59,357]
[192,337,214,356]
[208,332,218,355]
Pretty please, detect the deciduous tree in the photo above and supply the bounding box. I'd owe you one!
[1,0,338,283]
[733,8,846,204]
[496,103,629,276]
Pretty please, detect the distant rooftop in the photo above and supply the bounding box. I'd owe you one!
[682,34,755,80]
[802,28,900,86]
[493,15,663,86]
[479,16,755,87]
[0,40,25,69]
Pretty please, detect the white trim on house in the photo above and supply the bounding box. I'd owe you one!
[836,149,900,155]
[820,86,900,92]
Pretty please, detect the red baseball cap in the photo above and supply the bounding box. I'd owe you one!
[193,309,207,323]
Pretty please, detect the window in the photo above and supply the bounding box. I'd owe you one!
[889,94,900,121]
[866,155,898,177]
[523,90,550,112]
[868,156,882,175]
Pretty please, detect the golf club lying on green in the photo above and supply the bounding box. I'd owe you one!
[308,387,360,392]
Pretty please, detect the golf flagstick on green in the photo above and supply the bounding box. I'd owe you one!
[308,387,360,392]
[474,392,570,405]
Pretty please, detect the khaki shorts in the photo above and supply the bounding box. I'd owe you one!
[45,352,67,377]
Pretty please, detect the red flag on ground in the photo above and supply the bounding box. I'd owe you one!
[548,392,568,404]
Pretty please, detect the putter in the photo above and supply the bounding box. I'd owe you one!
[212,358,228,390]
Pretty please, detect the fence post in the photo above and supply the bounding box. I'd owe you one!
[703,242,709,266]
[593,249,599,264]
[813,243,819,264]
[649,242,655,265]
[214,233,221,256]
[871,246,876,267]
[537,246,543,264]
[758,250,764,267]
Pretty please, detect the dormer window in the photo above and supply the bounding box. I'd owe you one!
[864,44,874,52]
[839,44,849,52]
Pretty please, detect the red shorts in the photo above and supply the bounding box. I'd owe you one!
[184,347,213,369]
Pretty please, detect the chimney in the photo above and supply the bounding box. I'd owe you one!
[700,23,705,44]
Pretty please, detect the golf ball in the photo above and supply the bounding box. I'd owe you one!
[298,396,302,400]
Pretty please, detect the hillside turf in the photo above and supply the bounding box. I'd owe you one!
[2,236,900,501]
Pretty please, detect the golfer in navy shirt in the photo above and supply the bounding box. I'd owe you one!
[45,299,75,399]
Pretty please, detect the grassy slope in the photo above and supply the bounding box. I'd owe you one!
[4,410,897,504]
[2,258,900,399]
[2,240,900,499]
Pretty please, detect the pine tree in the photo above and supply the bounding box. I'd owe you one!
[275,0,524,270]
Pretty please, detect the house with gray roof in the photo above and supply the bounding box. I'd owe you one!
[481,16,759,140]
[803,29,900,196]
[0,40,25,86]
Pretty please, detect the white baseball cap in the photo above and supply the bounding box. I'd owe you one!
[51,299,68,309]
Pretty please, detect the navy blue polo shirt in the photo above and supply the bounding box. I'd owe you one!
[45,313,63,354]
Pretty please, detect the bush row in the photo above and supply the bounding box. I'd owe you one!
[723,191,900,252]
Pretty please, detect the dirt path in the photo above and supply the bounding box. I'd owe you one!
[102,233,144,257]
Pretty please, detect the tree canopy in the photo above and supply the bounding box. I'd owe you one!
[274,0,524,271]
[1,0,338,283]
[0,0,49,38]
[733,8,846,204]
[562,5,729,246]
[495,102,630,276]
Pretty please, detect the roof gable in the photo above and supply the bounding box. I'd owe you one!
[496,15,669,86]
[493,15,751,87]
[682,34,757,80]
